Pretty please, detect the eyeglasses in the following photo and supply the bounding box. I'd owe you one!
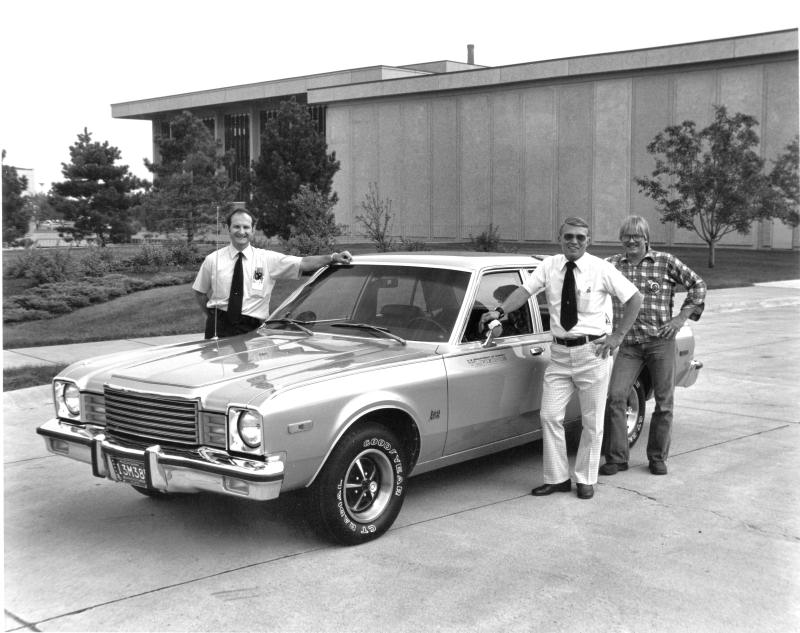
[622,234,646,242]
[562,233,588,243]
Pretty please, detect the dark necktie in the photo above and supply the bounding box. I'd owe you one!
[560,261,578,332]
[228,252,244,322]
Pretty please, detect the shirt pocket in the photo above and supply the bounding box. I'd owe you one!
[249,257,269,297]
[577,289,593,312]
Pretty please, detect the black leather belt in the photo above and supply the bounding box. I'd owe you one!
[552,334,604,347]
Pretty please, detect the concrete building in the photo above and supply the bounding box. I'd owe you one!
[112,29,799,249]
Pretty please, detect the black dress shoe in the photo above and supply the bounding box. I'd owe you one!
[649,461,668,475]
[531,480,571,496]
[576,483,594,499]
[599,462,628,476]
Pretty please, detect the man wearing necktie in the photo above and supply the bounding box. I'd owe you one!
[193,208,352,339]
[481,217,642,499]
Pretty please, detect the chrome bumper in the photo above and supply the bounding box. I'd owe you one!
[679,359,704,388]
[36,418,284,501]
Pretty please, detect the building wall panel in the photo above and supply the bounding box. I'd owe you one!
[556,83,594,228]
[490,92,522,240]
[458,95,491,238]
[522,87,557,241]
[764,61,800,249]
[630,75,672,245]
[593,79,632,243]
[350,104,380,236]
[430,99,460,238]
[400,101,431,237]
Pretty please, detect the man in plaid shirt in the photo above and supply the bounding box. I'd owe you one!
[601,216,706,476]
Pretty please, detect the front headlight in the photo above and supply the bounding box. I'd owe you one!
[54,380,81,420]
[237,411,262,448]
[228,408,264,454]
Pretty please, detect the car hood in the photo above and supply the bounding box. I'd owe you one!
[63,331,434,407]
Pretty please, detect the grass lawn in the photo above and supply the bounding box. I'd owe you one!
[3,278,306,349]
[3,364,69,391]
[3,245,798,351]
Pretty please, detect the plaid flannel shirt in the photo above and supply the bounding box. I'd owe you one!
[607,250,706,345]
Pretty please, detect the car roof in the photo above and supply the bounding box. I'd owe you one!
[350,251,548,271]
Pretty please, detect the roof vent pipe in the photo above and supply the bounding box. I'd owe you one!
[467,44,474,65]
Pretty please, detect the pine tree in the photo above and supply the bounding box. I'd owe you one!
[251,99,340,239]
[141,111,238,244]
[50,129,145,246]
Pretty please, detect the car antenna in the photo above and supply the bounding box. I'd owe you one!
[212,204,221,343]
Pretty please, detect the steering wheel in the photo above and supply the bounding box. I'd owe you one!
[408,317,450,340]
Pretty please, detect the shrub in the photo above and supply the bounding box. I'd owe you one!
[398,237,429,251]
[5,249,80,284]
[356,183,395,252]
[280,185,341,256]
[80,247,116,277]
[469,224,503,252]
[167,241,202,266]
[128,243,174,269]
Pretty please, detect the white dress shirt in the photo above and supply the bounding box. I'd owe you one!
[192,244,302,320]
[523,252,638,338]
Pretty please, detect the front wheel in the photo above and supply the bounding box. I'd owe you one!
[309,423,407,545]
[626,379,646,448]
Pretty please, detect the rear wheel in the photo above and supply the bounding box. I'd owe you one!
[310,423,407,545]
[626,379,646,448]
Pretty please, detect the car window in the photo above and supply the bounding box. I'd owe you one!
[537,293,550,332]
[273,265,470,342]
[462,271,533,342]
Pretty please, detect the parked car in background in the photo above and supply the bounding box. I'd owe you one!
[37,254,702,544]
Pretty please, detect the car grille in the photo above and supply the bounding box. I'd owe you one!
[104,387,199,446]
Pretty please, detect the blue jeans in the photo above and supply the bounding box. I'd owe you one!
[604,338,676,465]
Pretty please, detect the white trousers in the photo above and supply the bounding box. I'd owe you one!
[540,343,613,485]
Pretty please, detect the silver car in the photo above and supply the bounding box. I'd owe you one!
[37,254,702,544]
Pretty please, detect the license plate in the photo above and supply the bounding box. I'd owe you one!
[110,456,147,486]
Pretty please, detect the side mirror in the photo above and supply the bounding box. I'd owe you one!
[482,319,503,348]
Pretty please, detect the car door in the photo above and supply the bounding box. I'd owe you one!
[442,269,551,455]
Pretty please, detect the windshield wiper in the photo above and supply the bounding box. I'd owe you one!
[330,323,407,345]
[261,319,313,335]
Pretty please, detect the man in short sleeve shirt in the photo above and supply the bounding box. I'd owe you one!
[482,217,642,499]
[601,215,706,476]
[193,208,352,338]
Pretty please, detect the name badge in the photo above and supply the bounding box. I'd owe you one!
[252,267,265,291]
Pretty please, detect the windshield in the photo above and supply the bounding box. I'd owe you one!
[270,264,470,342]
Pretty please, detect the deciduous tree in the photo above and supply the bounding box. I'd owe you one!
[2,149,31,243]
[637,106,798,267]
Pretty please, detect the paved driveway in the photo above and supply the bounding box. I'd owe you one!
[4,288,799,632]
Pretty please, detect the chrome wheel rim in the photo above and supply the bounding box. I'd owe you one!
[625,390,640,436]
[343,448,394,522]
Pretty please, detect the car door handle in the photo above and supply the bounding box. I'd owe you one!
[529,346,545,356]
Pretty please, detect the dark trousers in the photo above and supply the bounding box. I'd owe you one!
[604,338,676,465]
[204,310,262,339]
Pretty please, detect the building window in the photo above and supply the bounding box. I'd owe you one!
[202,117,216,138]
[224,113,250,195]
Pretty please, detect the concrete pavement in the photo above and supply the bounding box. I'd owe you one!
[4,281,800,373]
[2,281,800,632]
